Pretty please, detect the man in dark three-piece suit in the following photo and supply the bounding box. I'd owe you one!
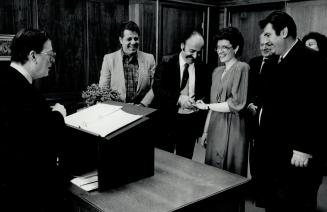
[254,11,325,212]
[247,34,278,145]
[247,34,278,191]
[152,30,210,159]
[0,29,68,212]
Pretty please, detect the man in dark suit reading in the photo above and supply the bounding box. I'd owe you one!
[0,28,67,212]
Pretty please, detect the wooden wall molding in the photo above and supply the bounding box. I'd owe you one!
[130,0,219,7]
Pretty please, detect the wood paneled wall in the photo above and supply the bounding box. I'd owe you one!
[0,0,36,34]
[36,0,86,93]
[287,0,327,39]
[159,3,206,58]
[87,0,128,84]
[129,0,157,57]
[0,0,128,103]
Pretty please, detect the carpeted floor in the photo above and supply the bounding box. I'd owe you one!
[192,142,327,212]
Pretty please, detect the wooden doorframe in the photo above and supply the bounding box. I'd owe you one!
[157,1,208,62]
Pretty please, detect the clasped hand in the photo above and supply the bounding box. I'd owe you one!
[193,100,207,110]
[247,103,258,116]
[179,95,196,110]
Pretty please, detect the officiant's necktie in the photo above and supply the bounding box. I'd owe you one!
[259,57,268,74]
[180,63,189,90]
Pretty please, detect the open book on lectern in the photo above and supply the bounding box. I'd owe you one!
[64,103,142,137]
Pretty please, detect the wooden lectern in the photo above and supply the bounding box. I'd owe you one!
[64,101,157,191]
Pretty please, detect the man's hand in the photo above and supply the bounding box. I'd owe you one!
[51,103,67,117]
[247,103,258,116]
[194,100,208,110]
[179,95,195,110]
[291,150,312,167]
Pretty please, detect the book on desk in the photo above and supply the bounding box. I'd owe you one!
[64,103,142,137]
[63,101,157,191]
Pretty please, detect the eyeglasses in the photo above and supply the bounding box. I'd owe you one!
[40,50,56,63]
[215,45,233,52]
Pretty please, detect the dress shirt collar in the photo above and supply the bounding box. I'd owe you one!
[121,49,138,62]
[10,62,33,84]
[179,53,194,74]
[280,39,299,61]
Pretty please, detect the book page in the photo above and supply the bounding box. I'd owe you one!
[84,109,142,137]
[65,103,122,128]
[65,103,142,137]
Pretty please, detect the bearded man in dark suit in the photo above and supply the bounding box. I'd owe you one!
[254,11,325,212]
[0,28,68,212]
[152,30,210,159]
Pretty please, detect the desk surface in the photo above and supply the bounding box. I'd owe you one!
[69,149,249,212]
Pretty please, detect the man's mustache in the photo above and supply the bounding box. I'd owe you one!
[186,55,194,60]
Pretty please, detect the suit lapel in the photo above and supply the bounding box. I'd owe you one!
[136,51,145,92]
[172,55,181,90]
[116,50,125,84]
[278,40,301,67]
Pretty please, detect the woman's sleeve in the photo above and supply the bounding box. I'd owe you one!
[227,63,249,112]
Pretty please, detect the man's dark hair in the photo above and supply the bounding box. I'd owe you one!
[119,21,140,38]
[259,10,297,38]
[10,28,50,64]
[213,26,244,57]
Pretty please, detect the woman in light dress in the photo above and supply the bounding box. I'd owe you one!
[195,27,249,177]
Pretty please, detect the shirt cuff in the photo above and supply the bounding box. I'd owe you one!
[177,95,182,106]
[293,150,313,159]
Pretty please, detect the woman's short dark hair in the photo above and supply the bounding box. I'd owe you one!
[259,10,297,39]
[302,32,327,56]
[214,27,244,57]
[119,21,140,38]
[10,28,50,64]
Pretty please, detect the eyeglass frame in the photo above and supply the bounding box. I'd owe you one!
[214,45,233,52]
[40,50,56,63]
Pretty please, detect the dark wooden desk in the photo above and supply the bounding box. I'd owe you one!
[68,149,249,212]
